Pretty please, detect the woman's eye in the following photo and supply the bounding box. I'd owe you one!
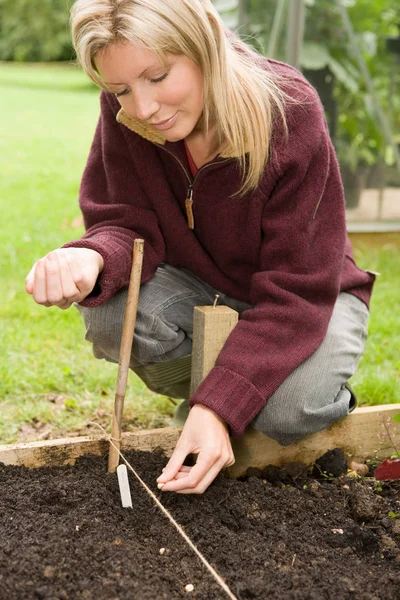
[113,72,168,96]
[150,73,168,84]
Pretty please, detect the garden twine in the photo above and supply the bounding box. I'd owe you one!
[90,423,238,600]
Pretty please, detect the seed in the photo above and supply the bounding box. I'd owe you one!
[185,584,194,592]
[349,461,369,476]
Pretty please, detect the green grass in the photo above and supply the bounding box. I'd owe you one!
[0,62,399,445]
[0,62,173,444]
[349,234,400,405]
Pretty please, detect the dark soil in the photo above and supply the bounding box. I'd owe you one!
[1,449,400,600]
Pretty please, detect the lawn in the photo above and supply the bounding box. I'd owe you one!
[0,62,174,444]
[348,233,400,405]
[0,62,399,445]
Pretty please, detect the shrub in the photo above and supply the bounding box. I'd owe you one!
[0,0,74,62]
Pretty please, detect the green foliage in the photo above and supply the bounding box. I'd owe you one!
[0,0,74,61]
[336,104,385,173]
[303,0,399,171]
[214,0,240,29]
[232,0,400,174]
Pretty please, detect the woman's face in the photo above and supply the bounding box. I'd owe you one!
[95,43,205,142]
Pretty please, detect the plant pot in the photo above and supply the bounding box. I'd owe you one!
[385,163,400,187]
[366,163,386,189]
[340,164,367,209]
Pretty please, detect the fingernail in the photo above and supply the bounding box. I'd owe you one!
[157,483,164,489]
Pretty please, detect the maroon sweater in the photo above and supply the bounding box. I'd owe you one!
[64,60,375,437]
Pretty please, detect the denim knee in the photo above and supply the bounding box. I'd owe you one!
[77,299,125,364]
[253,385,351,447]
[134,356,192,399]
[77,289,193,367]
[252,293,368,446]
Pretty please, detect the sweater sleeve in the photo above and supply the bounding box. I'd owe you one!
[63,91,165,306]
[190,92,348,437]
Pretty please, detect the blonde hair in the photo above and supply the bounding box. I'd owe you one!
[71,0,289,196]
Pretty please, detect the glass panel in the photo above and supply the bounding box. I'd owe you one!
[214,0,400,226]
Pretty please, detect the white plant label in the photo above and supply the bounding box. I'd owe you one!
[117,464,133,508]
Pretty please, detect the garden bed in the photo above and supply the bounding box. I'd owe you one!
[1,448,400,600]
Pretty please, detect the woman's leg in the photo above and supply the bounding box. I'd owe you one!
[77,264,248,401]
[251,292,369,446]
[78,266,369,442]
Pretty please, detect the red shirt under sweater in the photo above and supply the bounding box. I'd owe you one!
[184,141,199,178]
[64,58,375,437]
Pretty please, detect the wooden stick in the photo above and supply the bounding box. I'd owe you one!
[108,239,144,473]
[190,305,238,395]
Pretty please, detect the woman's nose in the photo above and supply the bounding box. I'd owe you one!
[131,89,160,122]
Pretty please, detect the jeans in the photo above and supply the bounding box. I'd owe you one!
[77,264,369,446]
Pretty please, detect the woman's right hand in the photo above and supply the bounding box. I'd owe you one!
[25,248,104,309]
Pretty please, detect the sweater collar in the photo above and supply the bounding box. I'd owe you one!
[116,108,239,159]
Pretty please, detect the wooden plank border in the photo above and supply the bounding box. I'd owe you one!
[229,404,400,477]
[0,427,180,470]
[0,405,399,477]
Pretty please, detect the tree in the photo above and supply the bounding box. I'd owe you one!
[0,0,74,62]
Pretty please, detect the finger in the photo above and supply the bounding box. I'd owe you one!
[160,452,217,493]
[158,465,192,484]
[174,469,193,480]
[226,453,235,467]
[169,460,224,495]
[44,253,65,304]
[32,259,49,304]
[25,264,36,294]
[55,251,80,300]
[160,464,191,473]
[64,250,85,291]
[177,465,191,473]
[57,299,74,311]
[157,444,191,484]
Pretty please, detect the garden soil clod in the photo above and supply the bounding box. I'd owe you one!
[1,449,399,599]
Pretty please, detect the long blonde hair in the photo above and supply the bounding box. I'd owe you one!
[71,0,289,195]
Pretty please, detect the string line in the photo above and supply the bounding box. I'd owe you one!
[89,423,238,600]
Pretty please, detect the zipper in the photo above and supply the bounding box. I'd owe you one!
[185,184,195,229]
[156,144,231,230]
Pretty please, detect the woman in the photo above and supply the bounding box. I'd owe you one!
[26,0,375,494]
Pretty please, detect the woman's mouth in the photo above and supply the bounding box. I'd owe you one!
[150,112,178,131]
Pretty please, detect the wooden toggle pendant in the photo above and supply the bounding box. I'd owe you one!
[185,196,195,229]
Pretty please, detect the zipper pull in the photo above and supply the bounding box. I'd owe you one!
[185,184,195,230]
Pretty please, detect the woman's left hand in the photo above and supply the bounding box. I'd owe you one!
[156,405,235,494]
